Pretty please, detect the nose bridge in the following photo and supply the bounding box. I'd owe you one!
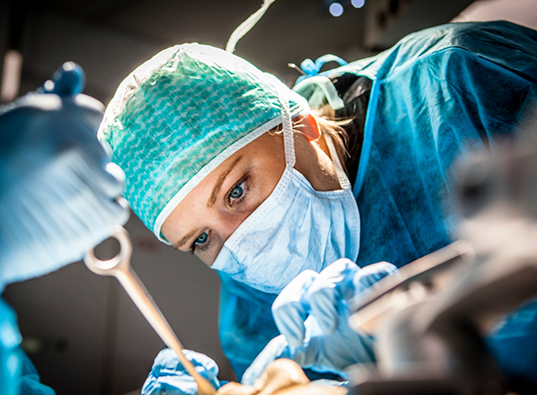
[211,208,246,242]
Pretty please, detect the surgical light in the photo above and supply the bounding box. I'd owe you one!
[329,2,344,17]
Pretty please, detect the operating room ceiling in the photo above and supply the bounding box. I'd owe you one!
[4,0,487,104]
[4,0,370,102]
[5,0,537,104]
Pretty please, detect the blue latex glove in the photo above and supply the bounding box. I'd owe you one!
[0,62,129,288]
[242,259,397,385]
[142,349,221,395]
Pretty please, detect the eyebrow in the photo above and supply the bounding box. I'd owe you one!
[174,229,198,250]
[207,155,243,208]
[172,155,244,250]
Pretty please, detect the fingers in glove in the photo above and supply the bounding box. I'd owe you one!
[272,270,318,348]
[307,260,397,335]
[352,261,397,294]
[307,258,359,335]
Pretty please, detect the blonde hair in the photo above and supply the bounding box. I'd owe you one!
[312,111,350,174]
[268,110,351,175]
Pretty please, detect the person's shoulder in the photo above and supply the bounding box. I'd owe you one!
[344,21,536,80]
[338,23,477,79]
[402,21,537,82]
[401,21,534,48]
[315,21,537,86]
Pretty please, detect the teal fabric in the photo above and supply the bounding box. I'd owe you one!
[0,298,20,395]
[217,21,537,385]
[344,20,537,385]
[99,44,308,238]
[218,273,278,378]
[17,352,55,395]
[0,298,55,395]
[347,21,537,266]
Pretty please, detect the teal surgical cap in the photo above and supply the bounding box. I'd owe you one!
[98,43,309,242]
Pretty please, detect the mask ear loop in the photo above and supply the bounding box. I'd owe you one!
[324,132,351,191]
[279,90,349,189]
[278,91,296,168]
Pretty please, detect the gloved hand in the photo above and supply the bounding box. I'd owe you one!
[142,349,221,395]
[242,259,397,385]
[0,62,129,288]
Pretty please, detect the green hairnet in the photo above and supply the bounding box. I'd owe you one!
[98,43,309,241]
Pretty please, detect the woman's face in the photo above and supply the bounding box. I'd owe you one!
[161,115,341,265]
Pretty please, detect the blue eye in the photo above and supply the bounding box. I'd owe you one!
[195,232,208,245]
[190,231,211,254]
[229,182,244,201]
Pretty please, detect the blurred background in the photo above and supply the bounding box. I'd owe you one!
[1,0,537,394]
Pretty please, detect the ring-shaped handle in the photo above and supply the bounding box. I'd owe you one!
[84,226,132,276]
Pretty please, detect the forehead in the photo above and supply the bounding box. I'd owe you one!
[162,132,284,226]
[188,132,283,196]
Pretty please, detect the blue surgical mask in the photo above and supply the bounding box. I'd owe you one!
[211,93,360,294]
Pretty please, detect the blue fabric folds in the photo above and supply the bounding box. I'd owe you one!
[142,349,221,395]
[349,21,537,268]
[218,273,279,379]
[217,21,537,384]
[0,298,55,395]
[17,352,55,395]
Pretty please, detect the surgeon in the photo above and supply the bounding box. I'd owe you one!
[97,20,537,393]
[0,63,129,394]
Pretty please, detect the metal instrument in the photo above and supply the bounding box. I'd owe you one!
[84,226,216,395]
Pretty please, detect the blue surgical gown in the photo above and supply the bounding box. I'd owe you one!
[0,295,55,395]
[218,21,537,383]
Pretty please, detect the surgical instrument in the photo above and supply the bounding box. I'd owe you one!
[84,226,216,395]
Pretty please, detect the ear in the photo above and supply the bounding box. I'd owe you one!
[300,114,321,141]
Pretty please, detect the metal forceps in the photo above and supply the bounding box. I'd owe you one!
[84,226,216,395]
